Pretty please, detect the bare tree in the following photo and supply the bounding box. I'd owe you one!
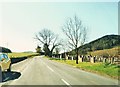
[35,29,61,57]
[36,45,41,53]
[62,15,87,64]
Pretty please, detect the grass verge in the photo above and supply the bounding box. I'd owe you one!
[7,52,39,58]
[45,56,119,80]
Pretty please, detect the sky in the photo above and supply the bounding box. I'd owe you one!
[0,0,119,52]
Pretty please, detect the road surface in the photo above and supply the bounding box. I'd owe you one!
[0,56,118,86]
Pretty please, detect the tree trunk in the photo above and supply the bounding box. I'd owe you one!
[49,51,52,57]
[43,44,50,56]
[50,45,56,57]
[76,48,79,64]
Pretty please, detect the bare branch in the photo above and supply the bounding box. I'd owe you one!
[62,15,87,51]
[35,34,45,44]
[35,28,62,56]
[68,40,76,48]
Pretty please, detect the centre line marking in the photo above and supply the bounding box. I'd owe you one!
[61,79,71,86]
[47,65,54,72]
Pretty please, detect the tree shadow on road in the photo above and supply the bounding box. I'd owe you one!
[1,71,21,82]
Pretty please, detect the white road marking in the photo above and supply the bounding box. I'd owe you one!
[61,79,71,86]
[47,65,54,72]
[40,58,55,72]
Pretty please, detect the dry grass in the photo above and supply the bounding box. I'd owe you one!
[88,46,119,57]
[7,52,39,58]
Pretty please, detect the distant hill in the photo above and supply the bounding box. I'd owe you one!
[23,51,34,53]
[0,46,12,53]
[70,35,120,55]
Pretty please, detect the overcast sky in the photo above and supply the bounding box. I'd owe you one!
[0,0,118,52]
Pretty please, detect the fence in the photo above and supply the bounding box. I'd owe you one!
[52,54,120,64]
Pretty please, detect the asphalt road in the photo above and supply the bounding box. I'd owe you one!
[0,56,118,86]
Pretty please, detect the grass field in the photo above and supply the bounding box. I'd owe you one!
[46,56,119,79]
[7,52,39,58]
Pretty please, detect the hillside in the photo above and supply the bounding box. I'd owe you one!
[70,35,120,55]
[0,46,12,53]
[88,46,119,57]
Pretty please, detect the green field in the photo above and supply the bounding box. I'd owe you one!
[46,56,119,79]
[7,52,39,58]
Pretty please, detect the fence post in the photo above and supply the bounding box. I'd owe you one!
[103,58,107,63]
[79,55,83,62]
[60,54,62,60]
[99,57,102,62]
[90,56,95,63]
[71,56,74,60]
[110,57,114,64]
[65,54,68,60]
